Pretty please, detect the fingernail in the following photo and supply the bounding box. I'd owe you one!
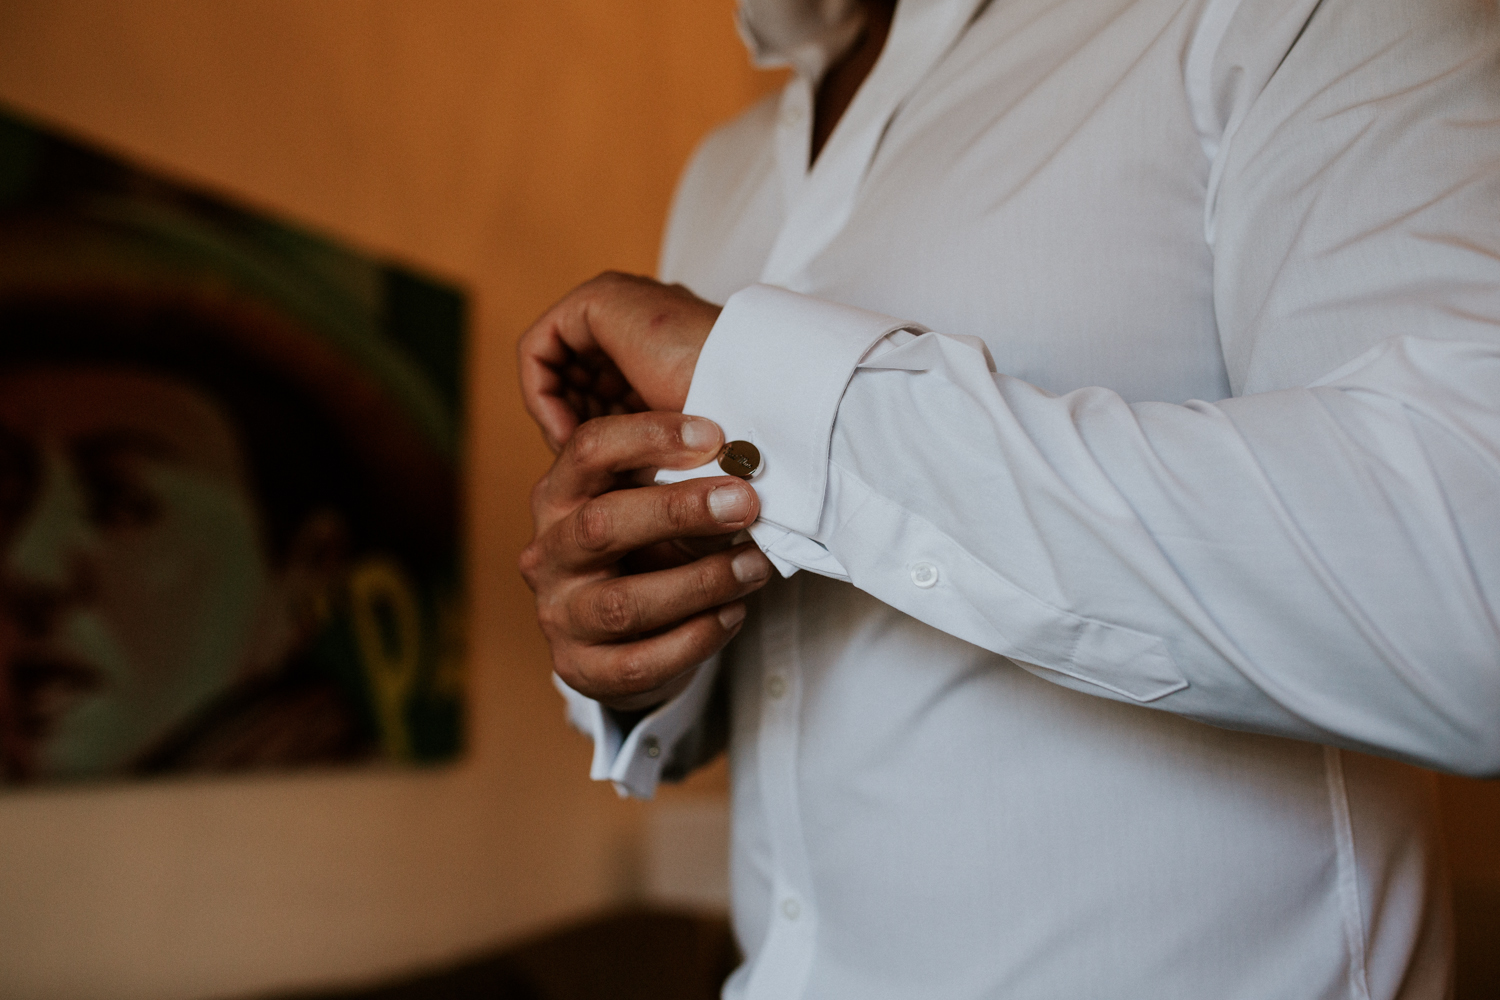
[732,548,771,585]
[718,603,747,629]
[681,417,720,453]
[708,484,751,523]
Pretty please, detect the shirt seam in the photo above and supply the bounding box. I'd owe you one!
[1324,745,1374,1000]
[825,457,1186,694]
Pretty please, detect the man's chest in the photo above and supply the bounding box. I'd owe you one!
[667,0,1233,404]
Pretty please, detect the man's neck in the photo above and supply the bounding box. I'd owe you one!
[810,0,898,166]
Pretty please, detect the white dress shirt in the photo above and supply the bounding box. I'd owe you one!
[557,0,1500,995]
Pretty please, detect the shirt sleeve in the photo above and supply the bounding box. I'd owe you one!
[554,653,728,799]
[659,0,1500,777]
[654,284,929,578]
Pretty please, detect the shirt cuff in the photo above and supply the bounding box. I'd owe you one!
[553,655,723,799]
[656,284,926,559]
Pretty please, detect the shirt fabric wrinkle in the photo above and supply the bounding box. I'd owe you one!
[552,0,1500,995]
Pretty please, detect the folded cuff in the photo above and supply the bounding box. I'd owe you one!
[554,656,723,799]
[656,283,925,539]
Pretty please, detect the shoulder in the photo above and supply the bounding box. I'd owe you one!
[677,91,780,207]
[659,92,784,300]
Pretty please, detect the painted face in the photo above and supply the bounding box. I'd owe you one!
[0,366,273,780]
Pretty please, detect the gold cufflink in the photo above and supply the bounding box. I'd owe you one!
[718,440,762,479]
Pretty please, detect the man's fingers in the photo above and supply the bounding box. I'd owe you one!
[519,282,625,450]
[519,475,758,590]
[542,477,759,573]
[517,273,720,450]
[516,274,663,450]
[537,411,726,512]
[619,535,736,575]
[559,602,750,708]
[517,306,585,451]
[568,543,772,642]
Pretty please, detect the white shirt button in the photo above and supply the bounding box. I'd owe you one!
[911,562,940,588]
[781,897,802,920]
[643,735,661,759]
[765,674,787,699]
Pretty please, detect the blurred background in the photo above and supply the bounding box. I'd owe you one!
[0,2,1492,999]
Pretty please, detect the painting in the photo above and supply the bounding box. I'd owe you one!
[0,107,465,784]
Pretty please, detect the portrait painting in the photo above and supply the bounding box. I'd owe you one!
[0,108,465,784]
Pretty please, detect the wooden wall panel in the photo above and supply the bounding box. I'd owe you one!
[0,2,1492,999]
[0,3,779,998]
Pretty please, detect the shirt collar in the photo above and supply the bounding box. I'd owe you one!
[735,1,990,80]
[735,0,866,79]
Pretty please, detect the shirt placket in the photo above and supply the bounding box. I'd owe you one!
[760,0,987,289]
[742,573,818,1000]
[741,7,985,997]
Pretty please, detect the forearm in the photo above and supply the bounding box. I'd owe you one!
[818,330,1500,774]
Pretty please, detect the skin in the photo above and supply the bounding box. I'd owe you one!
[0,367,337,780]
[517,2,894,710]
[519,410,772,711]
[811,0,897,164]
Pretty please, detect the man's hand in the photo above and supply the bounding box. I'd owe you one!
[519,411,773,711]
[518,272,720,452]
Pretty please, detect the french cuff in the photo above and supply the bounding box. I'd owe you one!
[552,655,723,800]
[656,284,925,546]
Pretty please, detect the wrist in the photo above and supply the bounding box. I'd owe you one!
[599,659,701,713]
[639,299,717,412]
[662,324,713,411]
[604,704,656,737]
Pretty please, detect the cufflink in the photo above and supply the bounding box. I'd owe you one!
[718,440,762,479]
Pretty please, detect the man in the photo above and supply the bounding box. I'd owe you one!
[519,0,1500,996]
[0,138,463,779]
[0,297,380,778]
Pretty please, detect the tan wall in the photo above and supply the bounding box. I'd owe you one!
[0,3,772,998]
[0,3,1494,1000]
